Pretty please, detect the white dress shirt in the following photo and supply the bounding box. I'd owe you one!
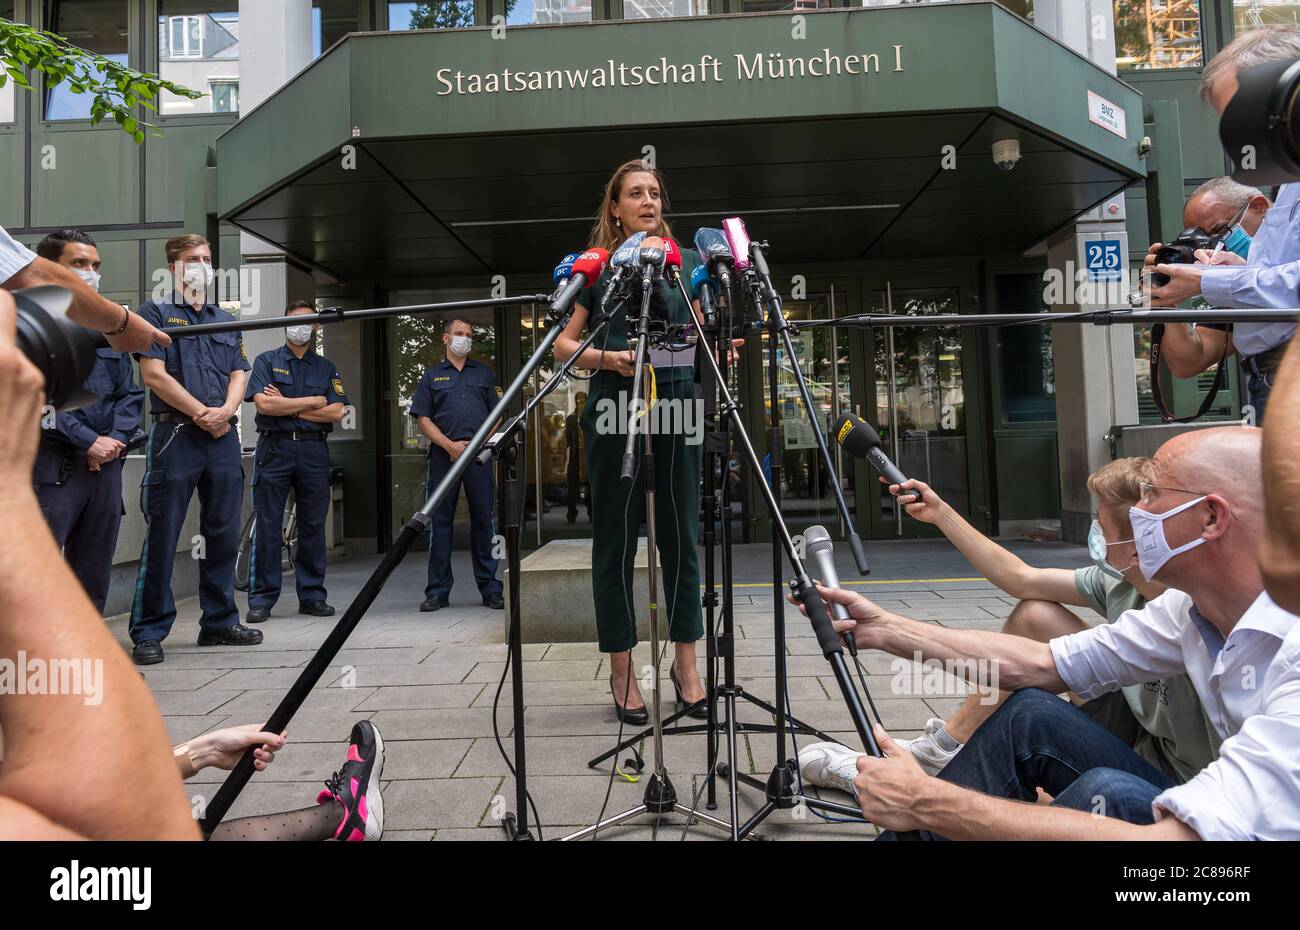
[0,222,37,284]
[1199,182,1300,356]
[1050,588,1300,840]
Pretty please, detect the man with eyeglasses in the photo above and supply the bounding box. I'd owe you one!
[1146,27,1300,425]
[797,458,1218,796]
[793,426,1300,839]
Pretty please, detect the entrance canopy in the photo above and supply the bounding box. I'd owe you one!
[216,2,1145,284]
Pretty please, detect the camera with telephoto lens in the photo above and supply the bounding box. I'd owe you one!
[1149,227,1219,288]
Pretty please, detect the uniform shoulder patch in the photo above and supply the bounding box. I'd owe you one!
[332,377,345,395]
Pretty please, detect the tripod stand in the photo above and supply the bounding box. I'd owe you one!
[559,255,740,840]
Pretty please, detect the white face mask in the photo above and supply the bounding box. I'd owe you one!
[448,334,472,357]
[286,324,315,346]
[1087,519,1133,580]
[179,261,214,295]
[1129,496,1209,582]
[74,268,102,292]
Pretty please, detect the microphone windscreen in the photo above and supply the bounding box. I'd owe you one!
[553,253,579,284]
[722,217,752,272]
[611,231,647,267]
[688,263,713,298]
[833,412,882,459]
[662,238,683,271]
[694,228,731,263]
[571,248,608,280]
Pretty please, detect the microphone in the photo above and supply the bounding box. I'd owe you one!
[722,217,753,274]
[549,248,608,318]
[601,231,648,313]
[832,412,921,504]
[638,236,665,296]
[689,263,718,325]
[552,252,579,292]
[694,228,734,288]
[661,237,684,283]
[803,524,858,654]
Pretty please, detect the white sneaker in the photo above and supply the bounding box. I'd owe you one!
[797,741,862,797]
[894,717,960,776]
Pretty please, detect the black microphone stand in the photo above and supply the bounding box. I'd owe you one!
[559,260,739,840]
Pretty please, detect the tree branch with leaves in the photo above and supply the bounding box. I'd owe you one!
[0,16,202,142]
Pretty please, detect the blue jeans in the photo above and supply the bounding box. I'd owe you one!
[878,689,1177,840]
[1245,364,1274,426]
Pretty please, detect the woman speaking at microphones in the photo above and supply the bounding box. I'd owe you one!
[554,159,709,725]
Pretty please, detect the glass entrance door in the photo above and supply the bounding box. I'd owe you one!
[870,283,974,537]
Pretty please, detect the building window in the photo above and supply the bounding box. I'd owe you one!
[157,2,240,115]
[1233,1,1300,31]
[388,1,477,29]
[514,0,592,24]
[625,0,708,16]
[1,3,15,124]
[1115,0,1204,70]
[167,15,203,58]
[313,0,360,58]
[45,0,130,121]
[209,78,238,112]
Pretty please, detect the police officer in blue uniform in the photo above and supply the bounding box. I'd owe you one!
[130,234,261,665]
[32,230,144,613]
[409,318,504,611]
[244,301,348,623]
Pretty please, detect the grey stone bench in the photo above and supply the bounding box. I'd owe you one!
[503,538,659,643]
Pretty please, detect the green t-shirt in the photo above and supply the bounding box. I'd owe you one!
[574,246,703,383]
[1074,566,1222,782]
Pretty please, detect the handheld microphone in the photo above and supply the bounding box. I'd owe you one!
[549,248,608,318]
[831,412,921,504]
[803,524,858,654]
[552,253,579,291]
[722,217,753,274]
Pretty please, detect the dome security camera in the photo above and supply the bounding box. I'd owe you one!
[992,138,1021,172]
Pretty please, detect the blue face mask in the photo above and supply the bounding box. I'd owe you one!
[1221,225,1253,259]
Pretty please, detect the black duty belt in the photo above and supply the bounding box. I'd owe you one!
[261,430,327,441]
[155,412,239,427]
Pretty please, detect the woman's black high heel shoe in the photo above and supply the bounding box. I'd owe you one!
[669,663,709,720]
[609,674,648,725]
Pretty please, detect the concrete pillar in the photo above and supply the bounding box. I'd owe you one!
[1035,0,1139,541]
[236,1,315,434]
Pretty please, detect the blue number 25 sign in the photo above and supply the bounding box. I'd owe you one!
[1085,240,1123,282]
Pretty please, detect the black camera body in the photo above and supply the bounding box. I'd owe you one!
[1150,227,1218,288]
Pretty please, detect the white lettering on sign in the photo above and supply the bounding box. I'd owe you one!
[434,46,904,97]
[1087,90,1127,139]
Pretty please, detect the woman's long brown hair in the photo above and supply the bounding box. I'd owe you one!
[588,160,676,254]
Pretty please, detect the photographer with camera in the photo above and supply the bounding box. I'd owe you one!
[1146,26,1300,425]
[31,230,144,614]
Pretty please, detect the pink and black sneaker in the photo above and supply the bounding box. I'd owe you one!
[317,720,385,841]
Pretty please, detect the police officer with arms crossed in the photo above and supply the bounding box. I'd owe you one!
[244,301,348,623]
[31,229,144,614]
[1147,26,1300,425]
[409,319,504,612]
[130,234,261,665]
